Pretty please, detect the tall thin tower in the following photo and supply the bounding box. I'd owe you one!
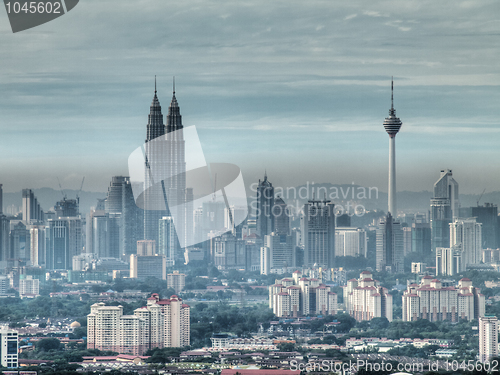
[383,79,402,215]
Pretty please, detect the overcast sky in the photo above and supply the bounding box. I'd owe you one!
[1,0,499,195]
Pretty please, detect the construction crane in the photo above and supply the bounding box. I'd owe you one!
[477,188,486,206]
[56,177,66,200]
[76,177,85,208]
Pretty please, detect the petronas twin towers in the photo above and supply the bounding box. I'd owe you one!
[143,79,189,264]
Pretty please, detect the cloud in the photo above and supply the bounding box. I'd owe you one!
[0,0,499,193]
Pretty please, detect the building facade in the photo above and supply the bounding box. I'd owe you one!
[302,199,335,268]
[402,277,485,322]
[167,270,186,293]
[256,174,274,238]
[87,294,190,355]
[269,273,337,317]
[376,213,404,273]
[344,271,393,322]
[479,316,498,363]
[449,217,482,270]
[430,169,459,250]
[335,227,367,257]
[0,326,18,368]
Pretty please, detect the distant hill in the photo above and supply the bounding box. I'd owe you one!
[2,188,106,216]
[3,184,500,217]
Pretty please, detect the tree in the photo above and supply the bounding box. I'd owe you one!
[36,338,61,352]
[370,317,389,330]
[278,342,296,352]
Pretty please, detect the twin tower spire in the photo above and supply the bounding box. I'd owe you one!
[146,76,182,142]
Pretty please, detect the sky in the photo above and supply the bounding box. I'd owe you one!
[0,0,499,195]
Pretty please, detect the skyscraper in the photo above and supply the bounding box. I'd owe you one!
[46,217,82,270]
[159,216,176,266]
[460,203,498,250]
[376,213,404,273]
[256,174,274,238]
[22,189,44,223]
[143,81,168,245]
[430,169,459,250]
[383,79,402,216]
[273,196,290,236]
[262,232,295,271]
[0,186,9,269]
[103,176,142,259]
[143,80,187,265]
[335,227,367,257]
[450,217,482,269]
[302,198,335,268]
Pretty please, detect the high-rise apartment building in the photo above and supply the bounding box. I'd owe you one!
[269,275,337,317]
[430,169,459,250]
[87,294,190,355]
[28,224,45,267]
[0,326,18,368]
[302,199,335,268]
[376,213,404,273]
[344,271,393,322]
[402,277,485,322]
[450,217,482,269]
[479,316,498,363]
[335,227,367,257]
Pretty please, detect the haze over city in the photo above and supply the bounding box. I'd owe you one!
[1,0,499,194]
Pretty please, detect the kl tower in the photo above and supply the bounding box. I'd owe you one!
[383,78,402,216]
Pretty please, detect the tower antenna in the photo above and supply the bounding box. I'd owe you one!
[155,75,157,94]
[391,76,394,109]
[173,76,175,95]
